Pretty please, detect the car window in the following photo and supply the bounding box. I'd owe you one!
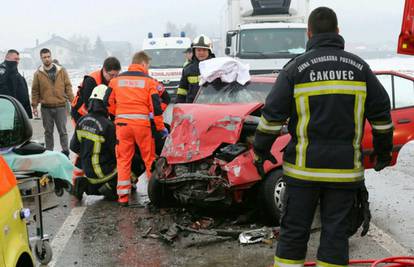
[195,81,273,104]
[0,98,16,130]
[394,75,414,108]
[376,74,393,103]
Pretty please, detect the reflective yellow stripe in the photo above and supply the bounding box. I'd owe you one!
[283,162,364,182]
[274,256,305,267]
[294,80,367,97]
[77,130,105,143]
[257,115,283,134]
[293,80,368,169]
[77,130,106,179]
[295,96,310,167]
[353,94,366,168]
[86,169,117,185]
[187,76,199,84]
[177,88,188,96]
[316,260,346,267]
[295,80,367,88]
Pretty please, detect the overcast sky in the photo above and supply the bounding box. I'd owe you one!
[0,0,405,51]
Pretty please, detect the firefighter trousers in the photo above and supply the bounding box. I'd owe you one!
[115,121,155,203]
[275,183,359,267]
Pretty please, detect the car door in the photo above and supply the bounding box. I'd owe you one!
[362,71,414,168]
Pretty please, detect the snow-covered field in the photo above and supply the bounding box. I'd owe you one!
[20,57,414,97]
[22,68,86,96]
[366,57,414,76]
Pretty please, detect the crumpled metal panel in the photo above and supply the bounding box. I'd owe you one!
[225,134,290,186]
[162,103,262,164]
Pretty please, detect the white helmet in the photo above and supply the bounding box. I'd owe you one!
[192,34,213,51]
[89,84,108,101]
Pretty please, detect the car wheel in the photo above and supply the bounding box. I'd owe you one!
[148,174,176,208]
[258,169,285,225]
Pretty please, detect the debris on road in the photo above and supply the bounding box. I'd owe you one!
[140,205,281,248]
[239,227,279,245]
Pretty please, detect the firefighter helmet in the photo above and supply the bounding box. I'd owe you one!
[192,34,213,51]
[90,84,108,101]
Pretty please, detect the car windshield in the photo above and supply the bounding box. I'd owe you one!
[239,28,307,58]
[145,49,186,69]
[195,81,273,104]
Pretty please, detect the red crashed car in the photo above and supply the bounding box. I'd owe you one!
[149,71,414,222]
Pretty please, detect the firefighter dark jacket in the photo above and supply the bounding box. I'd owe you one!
[254,32,393,187]
[176,53,215,103]
[70,100,117,182]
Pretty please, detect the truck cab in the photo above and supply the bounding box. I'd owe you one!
[225,0,308,74]
[142,33,192,100]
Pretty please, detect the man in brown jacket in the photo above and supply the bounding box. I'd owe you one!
[31,48,74,156]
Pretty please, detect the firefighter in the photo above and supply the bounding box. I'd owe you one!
[175,34,215,103]
[70,57,121,182]
[183,47,193,67]
[71,57,121,123]
[70,85,118,201]
[107,51,167,206]
[253,7,393,267]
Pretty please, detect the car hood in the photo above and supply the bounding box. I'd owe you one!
[162,103,262,164]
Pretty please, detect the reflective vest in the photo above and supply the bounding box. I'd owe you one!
[71,70,103,118]
[107,64,165,131]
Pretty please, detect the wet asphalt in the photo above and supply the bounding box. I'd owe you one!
[25,119,413,267]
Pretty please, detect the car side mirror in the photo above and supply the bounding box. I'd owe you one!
[225,47,231,55]
[0,95,32,149]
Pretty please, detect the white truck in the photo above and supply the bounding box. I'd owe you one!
[142,33,192,99]
[225,0,309,74]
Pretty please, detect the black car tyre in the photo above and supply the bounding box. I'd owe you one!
[148,174,176,208]
[258,168,286,225]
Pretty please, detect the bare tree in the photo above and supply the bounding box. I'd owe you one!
[165,22,179,36]
[69,34,91,53]
[165,22,197,39]
[93,36,108,62]
[182,23,197,39]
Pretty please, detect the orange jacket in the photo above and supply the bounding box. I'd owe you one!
[0,156,17,197]
[155,81,169,111]
[107,64,164,131]
[72,69,103,117]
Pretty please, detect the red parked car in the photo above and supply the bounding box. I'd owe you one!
[149,71,414,223]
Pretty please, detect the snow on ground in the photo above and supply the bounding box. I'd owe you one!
[19,56,414,95]
[366,57,414,74]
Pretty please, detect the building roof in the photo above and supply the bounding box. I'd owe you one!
[34,35,78,51]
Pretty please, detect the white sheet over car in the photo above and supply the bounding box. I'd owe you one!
[199,57,251,85]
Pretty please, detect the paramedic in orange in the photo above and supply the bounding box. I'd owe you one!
[107,51,168,206]
[71,57,121,123]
